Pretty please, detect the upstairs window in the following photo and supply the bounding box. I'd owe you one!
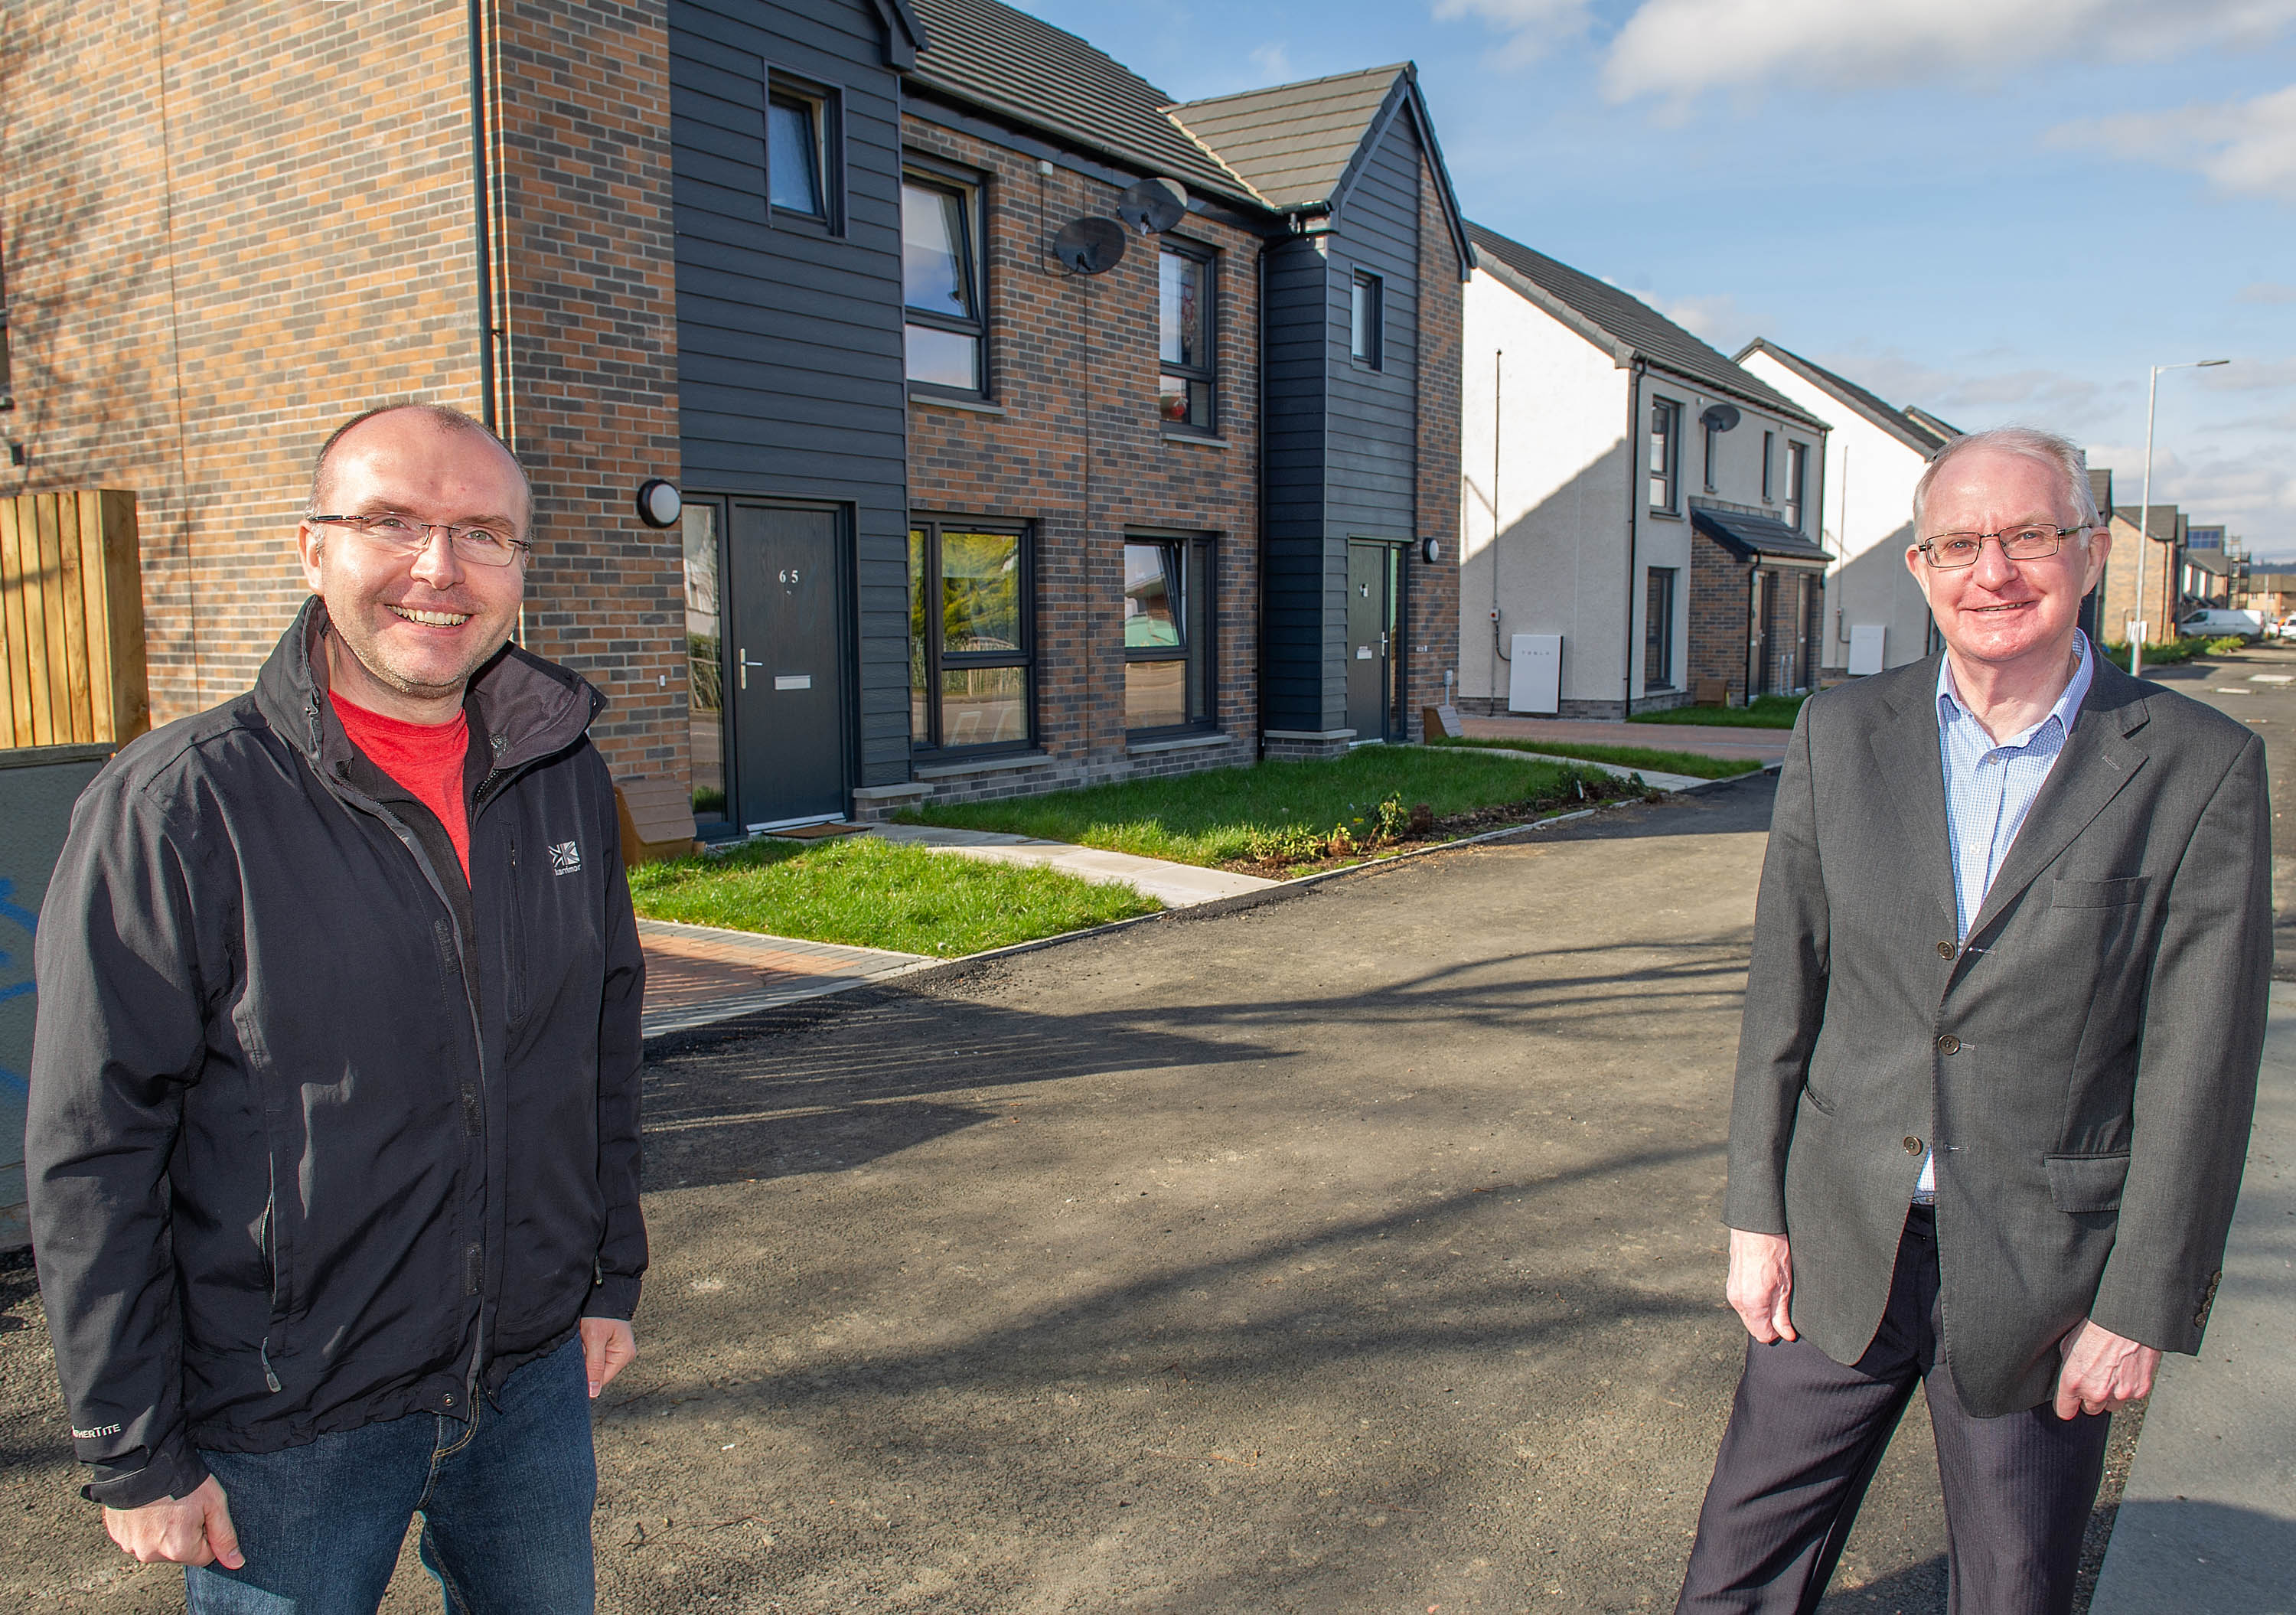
[1761,431,1775,501]
[1701,415,1720,492]
[1350,271,1384,369]
[767,81,833,222]
[1158,246,1215,432]
[1124,536,1216,732]
[1649,397,1681,513]
[1786,440,1808,532]
[903,176,983,395]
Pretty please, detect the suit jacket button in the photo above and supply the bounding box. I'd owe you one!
[1937,941,1956,958]
[1936,1034,1961,1055]
[1903,1136,1923,1154]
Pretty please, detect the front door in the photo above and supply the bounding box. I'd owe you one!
[1345,540,1399,742]
[726,502,848,829]
[1747,569,1772,698]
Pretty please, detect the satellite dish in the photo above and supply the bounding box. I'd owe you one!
[1700,403,1742,432]
[1052,216,1127,275]
[1114,176,1188,235]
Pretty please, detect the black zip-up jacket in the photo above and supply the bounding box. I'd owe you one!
[28,600,647,1508]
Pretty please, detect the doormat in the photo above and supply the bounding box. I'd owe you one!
[762,821,871,840]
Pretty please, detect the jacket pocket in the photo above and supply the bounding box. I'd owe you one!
[2046,1151,2131,1212]
[2052,876,2148,909]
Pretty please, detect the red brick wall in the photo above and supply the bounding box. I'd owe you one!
[491,0,683,783]
[1688,527,1750,703]
[901,115,1262,772]
[1408,156,1463,739]
[2,0,684,781]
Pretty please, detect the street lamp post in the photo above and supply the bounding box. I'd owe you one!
[2131,358,2230,676]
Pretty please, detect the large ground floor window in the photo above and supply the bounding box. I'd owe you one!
[909,518,1032,754]
[681,499,728,827]
[1124,534,1215,734]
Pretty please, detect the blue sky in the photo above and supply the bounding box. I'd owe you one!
[1012,0,2296,559]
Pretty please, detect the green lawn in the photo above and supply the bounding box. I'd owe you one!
[899,747,1590,869]
[1629,693,1807,729]
[1426,735,1757,780]
[628,835,1159,957]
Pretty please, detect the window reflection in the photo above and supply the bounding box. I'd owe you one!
[682,504,726,823]
[909,520,1030,753]
[768,95,824,216]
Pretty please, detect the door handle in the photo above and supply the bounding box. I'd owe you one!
[737,648,768,690]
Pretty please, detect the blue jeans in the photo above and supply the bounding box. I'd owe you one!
[185,1336,597,1615]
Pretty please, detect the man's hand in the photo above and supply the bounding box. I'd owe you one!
[1727,1228,1798,1343]
[103,1474,243,1569]
[2054,1319,2160,1419]
[580,1316,638,1399]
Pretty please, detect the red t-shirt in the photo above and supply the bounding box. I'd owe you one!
[331,693,473,880]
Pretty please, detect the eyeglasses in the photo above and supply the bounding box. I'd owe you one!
[1916,524,2085,570]
[308,513,530,568]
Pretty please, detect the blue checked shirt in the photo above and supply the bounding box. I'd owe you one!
[1916,631,2095,1201]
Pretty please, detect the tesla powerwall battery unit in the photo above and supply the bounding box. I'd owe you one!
[1848,624,1885,677]
[1508,634,1561,714]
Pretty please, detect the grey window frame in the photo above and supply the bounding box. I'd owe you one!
[765,73,840,230]
[1122,532,1218,736]
[1645,566,1677,689]
[1350,271,1384,370]
[902,163,987,400]
[1786,440,1808,532]
[1761,431,1775,502]
[1649,396,1681,514]
[1158,242,1218,436]
[1701,416,1720,492]
[908,515,1035,758]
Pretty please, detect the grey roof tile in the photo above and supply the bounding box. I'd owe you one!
[1735,338,1945,456]
[1169,67,1403,214]
[907,0,1261,205]
[1692,504,1833,566]
[1470,223,1826,431]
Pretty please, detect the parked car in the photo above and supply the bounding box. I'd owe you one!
[2269,615,2296,640]
[2179,608,2264,638]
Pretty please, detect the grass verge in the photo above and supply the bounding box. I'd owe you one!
[2099,636,2219,667]
[1629,693,1807,729]
[1427,735,1757,780]
[628,835,1160,957]
[900,747,1645,872]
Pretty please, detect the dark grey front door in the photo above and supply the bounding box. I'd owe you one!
[1345,540,1398,742]
[727,502,846,828]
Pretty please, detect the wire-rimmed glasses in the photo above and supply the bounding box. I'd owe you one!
[1916,524,2085,571]
[308,513,530,567]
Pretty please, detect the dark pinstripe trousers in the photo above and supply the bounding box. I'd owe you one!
[1675,1208,2112,1615]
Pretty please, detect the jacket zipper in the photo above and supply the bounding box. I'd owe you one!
[258,1170,282,1393]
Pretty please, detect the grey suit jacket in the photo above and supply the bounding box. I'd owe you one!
[1727,652,2270,1417]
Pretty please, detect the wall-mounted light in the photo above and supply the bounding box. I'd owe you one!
[635,478,682,529]
[1420,536,1442,564]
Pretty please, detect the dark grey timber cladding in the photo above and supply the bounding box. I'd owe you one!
[1326,113,1420,546]
[1261,235,1332,732]
[670,0,914,785]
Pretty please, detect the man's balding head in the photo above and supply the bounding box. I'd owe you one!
[307,404,532,533]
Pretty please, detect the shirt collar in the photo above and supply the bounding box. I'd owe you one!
[1936,629,2092,751]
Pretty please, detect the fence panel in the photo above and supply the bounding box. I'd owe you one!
[0,489,146,750]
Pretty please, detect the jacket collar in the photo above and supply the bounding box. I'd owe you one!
[254,595,605,788]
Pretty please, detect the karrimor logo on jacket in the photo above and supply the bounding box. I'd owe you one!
[549,841,582,876]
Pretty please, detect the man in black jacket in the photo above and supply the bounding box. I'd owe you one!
[29,403,647,1613]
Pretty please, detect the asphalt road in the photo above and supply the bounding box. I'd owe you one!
[19,638,2289,1615]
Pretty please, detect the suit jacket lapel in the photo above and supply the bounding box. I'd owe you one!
[1867,657,1959,941]
[1964,658,2153,944]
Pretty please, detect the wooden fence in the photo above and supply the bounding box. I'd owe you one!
[0,489,148,750]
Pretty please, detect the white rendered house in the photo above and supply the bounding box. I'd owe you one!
[1735,341,1953,674]
[1462,224,1832,716]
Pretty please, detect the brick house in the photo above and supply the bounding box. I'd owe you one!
[2,0,690,821]
[1461,223,1830,716]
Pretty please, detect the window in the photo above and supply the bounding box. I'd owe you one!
[1761,431,1775,502]
[771,83,836,223]
[1649,397,1680,513]
[1124,536,1215,733]
[1158,246,1215,432]
[1645,567,1677,688]
[1701,416,1720,492]
[1786,440,1808,531]
[908,520,1030,753]
[1350,272,1383,368]
[903,176,983,394]
[681,502,727,826]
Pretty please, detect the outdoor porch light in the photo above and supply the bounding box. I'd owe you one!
[635,478,683,529]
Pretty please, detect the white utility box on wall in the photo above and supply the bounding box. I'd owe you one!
[1848,624,1886,677]
[1508,634,1562,714]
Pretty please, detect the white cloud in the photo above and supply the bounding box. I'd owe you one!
[1590,0,2296,103]
[2049,84,2296,202]
[2236,282,2296,302]
[1247,41,1293,80]
[1649,290,1766,354]
[1432,0,1594,67]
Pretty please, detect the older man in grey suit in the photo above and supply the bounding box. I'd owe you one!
[1675,427,2271,1614]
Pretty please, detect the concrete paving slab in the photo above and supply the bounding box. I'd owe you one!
[2088,980,2296,1615]
[868,823,1280,908]
[1463,714,1791,766]
[639,919,932,1038]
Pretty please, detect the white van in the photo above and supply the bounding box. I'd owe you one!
[2180,608,2264,637]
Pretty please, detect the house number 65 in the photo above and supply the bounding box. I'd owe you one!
[778,568,802,584]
